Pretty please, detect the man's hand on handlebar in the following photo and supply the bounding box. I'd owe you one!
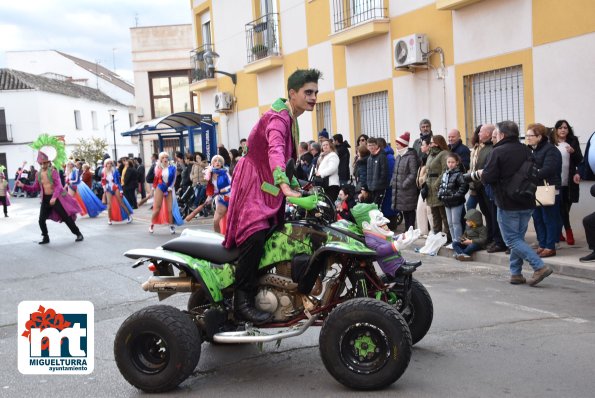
[280,183,301,198]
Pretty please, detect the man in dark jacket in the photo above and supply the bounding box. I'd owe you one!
[145,153,158,185]
[366,137,388,206]
[297,142,313,180]
[333,134,351,185]
[136,157,146,200]
[448,129,471,171]
[412,119,433,163]
[481,120,553,286]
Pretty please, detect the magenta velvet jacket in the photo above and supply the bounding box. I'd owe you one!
[23,168,82,222]
[223,105,296,248]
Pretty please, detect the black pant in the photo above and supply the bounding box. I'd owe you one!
[403,210,416,230]
[476,186,494,243]
[138,181,146,199]
[39,194,80,237]
[559,186,572,230]
[124,187,137,209]
[583,212,595,250]
[0,195,7,215]
[325,185,340,203]
[235,229,268,295]
[487,199,505,247]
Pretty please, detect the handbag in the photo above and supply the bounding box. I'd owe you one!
[535,181,555,206]
[420,182,429,200]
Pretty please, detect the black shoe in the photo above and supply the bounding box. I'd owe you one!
[396,265,416,275]
[404,260,422,268]
[487,244,506,253]
[39,236,50,244]
[234,290,273,325]
[579,251,595,263]
[505,248,511,255]
[4,214,7,217]
[75,233,84,242]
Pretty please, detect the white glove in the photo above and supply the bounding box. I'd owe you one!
[394,226,421,251]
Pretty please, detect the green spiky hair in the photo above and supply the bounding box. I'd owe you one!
[30,134,68,171]
[351,203,379,231]
[0,165,5,176]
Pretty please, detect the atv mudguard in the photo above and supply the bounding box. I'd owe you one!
[124,248,234,303]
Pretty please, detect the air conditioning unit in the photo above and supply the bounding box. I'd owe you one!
[393,34,429,68]
[214,92,233,112]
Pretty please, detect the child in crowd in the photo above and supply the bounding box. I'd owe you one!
[437,152,469,245]
[336,184,356,222]
[452,209,488,261]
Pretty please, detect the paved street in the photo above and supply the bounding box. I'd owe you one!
[1,198,595,398]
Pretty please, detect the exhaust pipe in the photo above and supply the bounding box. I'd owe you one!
[142,276,198,293]
[213,314,319,344]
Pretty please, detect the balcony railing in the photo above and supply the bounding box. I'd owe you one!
[332,0,387,33]
[190,43,215,83]
[245,13,280,64]
[0,124,13,143]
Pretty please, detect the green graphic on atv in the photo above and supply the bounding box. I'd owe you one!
[331,219,364,236]
[176,253,234,302]
[259,223,375,268]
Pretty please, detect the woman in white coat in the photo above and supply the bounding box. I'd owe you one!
[315,139,340,202]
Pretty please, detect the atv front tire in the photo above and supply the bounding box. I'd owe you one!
[114,305,201,393]
[319,298,412,390]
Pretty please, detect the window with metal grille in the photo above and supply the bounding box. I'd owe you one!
[332,0,386,33]
[464,65,525,135]
[353,91,390,143]
[316,101,332,134]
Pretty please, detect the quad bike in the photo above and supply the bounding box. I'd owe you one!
[114,166,431,393]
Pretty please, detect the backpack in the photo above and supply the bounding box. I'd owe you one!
[505,152,539,204]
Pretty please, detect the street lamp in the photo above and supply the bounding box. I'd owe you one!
[108,109,117,160]
[202,50,237,84]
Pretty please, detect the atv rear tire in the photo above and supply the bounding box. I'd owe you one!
[319,298,412,390]
[114,305,201,393]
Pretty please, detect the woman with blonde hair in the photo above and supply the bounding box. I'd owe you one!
[150,152,184,234]
[101,158,133,224]
[204,154,232,234]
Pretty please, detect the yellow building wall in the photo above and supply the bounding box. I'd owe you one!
[306,0,331,46]
[390,4,454,77]
[455,49,534,134]
[533,0,595,46]
[283,49,310,84]
[333,45,347,89]
[347,79,395,145]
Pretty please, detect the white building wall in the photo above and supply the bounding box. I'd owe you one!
[257,67,285,106]
[298,111,314,142]
[393,65,457,138]
[453,0,532,65]
[307,42,335,94]
[279,0,308,55]
[533,32,595,143]
[345,35,392,87]
[0,89,133,173]
[389,0,436,17]
[210,0,252,72]
[237,107,260,139]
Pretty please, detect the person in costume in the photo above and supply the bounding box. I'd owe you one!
[352,203,421,281]
[150,152,184,234]
[101,158,133,225]
[65,160,106,218]
[16,134,84,244]
[204,155,232,234]
[223,69,320,324]
[0,166,11,217]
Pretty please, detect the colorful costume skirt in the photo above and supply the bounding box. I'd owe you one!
[76,183,106,217]
[154,191,184,226]
[107,189,134,222]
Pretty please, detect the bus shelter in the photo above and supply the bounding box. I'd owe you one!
[121,112,218,159]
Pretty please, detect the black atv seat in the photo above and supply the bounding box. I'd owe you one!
[161,230,240,264]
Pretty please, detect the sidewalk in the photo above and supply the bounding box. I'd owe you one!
[413,230,595,281]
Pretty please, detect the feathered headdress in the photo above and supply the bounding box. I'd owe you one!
[30,134,67,171]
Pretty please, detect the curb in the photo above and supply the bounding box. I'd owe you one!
[412,239,595,281]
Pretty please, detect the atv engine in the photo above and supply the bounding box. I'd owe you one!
[255,262,303,322]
